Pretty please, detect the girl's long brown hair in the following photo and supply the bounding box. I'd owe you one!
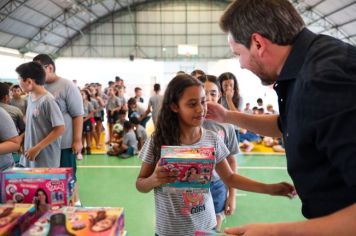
[152,74,203,163]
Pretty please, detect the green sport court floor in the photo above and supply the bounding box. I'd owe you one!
[77,153,305,235]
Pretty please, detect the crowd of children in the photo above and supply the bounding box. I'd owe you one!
[0,54,289,236]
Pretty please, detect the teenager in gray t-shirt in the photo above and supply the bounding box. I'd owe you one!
[44,78,84,151]
[147,83,163,126]
[20,92,65,168]
[148,94,163,126]
[0,107,19,171]
[0,103,25,134]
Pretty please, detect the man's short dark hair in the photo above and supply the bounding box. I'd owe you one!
[127,97,137,106]
[129,116,140,125]
[33,54,56,72]
[11,84,21,91]
[16,62,46,85]
[220,0,304,48]
[118,109,127,115]
[191,69,205,77]
[123,120,132,130]
[153,83,161,92]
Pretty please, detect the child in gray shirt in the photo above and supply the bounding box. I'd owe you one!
[119,121,138,158]
[0,107,20,171]
[16,62,65,168]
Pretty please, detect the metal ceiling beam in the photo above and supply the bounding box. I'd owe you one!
[22,0,104,54]
[293,1,354,46]
[0,0,26,23]
[99,1,111,12]
[48,0,87,25]
[342,33,356,40]
[307,1,356,25]
[319,18,356,34]
[56,0,230,55]
[0,29,31,42]
[5,12,67,42]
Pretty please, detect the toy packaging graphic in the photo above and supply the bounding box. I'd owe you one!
[0,203,35,236]
[195,230,230,236]
[1,168,74,207]
[160,146,215,193]
[23,207,125,236]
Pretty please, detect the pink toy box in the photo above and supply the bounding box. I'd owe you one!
[160,146,215,193]
[195,230,230,235]
[23,207,125,236]
[0,203,35,236]
[1,168,74,207]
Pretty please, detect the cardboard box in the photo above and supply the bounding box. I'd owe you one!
[0,203,35,236]
[195,230,230,236]
[1,168,74,207]
[23,207,125,236]
[160,146,215,193]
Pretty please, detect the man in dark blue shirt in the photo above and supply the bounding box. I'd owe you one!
[207,0,356,235]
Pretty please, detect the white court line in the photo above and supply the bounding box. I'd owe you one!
[238,166,286,170]
[236,193,247,197]
[78,165,141,168]
[78,165,286,170]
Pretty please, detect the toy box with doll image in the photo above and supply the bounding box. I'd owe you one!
[195,229,230,236]
[22,206,125,236]
[160,146,215,193]
[1,168,74,207]
[0,203,35,236]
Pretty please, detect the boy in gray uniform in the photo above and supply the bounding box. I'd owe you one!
[0,107,21,171]
[16,62,65,168]
[120,121,138,158]
[33,54,83,204]
[10,85,27,115]
[147,83,163,127]
[129,117,147,151]
[0,82,25,134]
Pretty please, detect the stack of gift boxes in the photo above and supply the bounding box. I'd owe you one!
[0,168,126,235]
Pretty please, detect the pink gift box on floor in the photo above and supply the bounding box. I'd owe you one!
[0,203,35,236]
[1,168,74,207]
[23,207,125,236]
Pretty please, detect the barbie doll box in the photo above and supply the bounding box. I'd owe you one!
[0,203,35,236]
[23,206,125,236]
[160,146,215,193]
[1,168,74,207]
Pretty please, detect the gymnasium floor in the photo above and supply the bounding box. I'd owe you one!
[76,153,305,235]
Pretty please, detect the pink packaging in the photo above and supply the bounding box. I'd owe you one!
[160,146,215,193]
[195,230,230,235]
[1,168,74,207]
[23,207,125,236]
[0,203,35,236]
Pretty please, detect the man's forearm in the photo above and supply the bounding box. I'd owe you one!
[226,112,282,137]
[272,204,356,236]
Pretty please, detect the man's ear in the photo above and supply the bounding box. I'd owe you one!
[170,103,179,113]
[251,33,267,57]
